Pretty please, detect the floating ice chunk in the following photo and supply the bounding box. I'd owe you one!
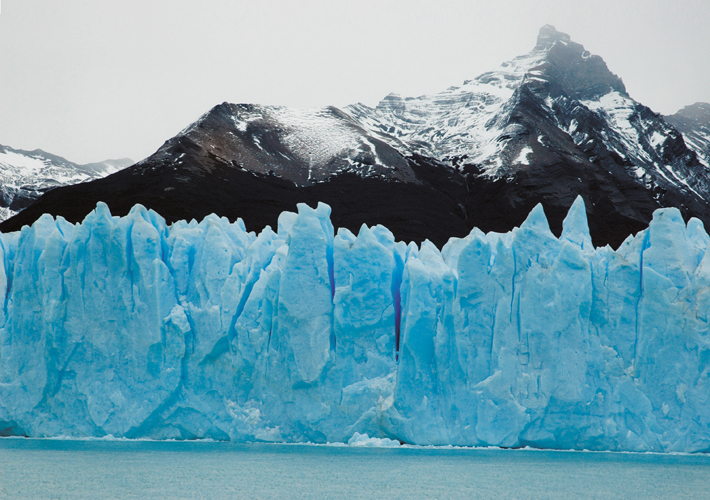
[347,432,401,447]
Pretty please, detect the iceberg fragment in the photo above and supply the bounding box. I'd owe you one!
[0,196,709,452]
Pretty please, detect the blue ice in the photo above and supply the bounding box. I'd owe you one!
[0,197,709,452]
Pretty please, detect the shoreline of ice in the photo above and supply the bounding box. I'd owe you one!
[2,434,708,458]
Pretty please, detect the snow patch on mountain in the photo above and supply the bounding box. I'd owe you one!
[515,145,534,165]
[665,102,710,169]
[581,92,638,154]
[271,107,363,168]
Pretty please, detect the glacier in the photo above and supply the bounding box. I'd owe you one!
[1,197,710,453]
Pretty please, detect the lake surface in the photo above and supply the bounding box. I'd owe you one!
[1,438,709,499]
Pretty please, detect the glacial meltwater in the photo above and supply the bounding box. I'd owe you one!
[1,439,708,499]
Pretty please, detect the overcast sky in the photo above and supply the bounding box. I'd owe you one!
[1,0,709,164]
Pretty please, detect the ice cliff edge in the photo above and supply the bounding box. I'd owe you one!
[1,197,709,452]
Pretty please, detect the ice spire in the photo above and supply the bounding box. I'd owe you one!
[561,196,593,250]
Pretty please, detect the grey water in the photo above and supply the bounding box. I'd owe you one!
[1,439,709,499]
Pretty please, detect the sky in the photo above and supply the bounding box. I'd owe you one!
[1,0,709,164]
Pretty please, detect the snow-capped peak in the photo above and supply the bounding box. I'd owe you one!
[344,23,707,205]
[345,25,620,172]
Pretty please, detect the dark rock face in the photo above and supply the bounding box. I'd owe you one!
[0,141,668,249]
[536,25,626,100]
[0,149,468,248]
[3,26,710,249]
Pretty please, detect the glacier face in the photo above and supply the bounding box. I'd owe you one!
[1,198,710,452]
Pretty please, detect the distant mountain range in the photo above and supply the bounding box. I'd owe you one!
[2,25,710,248]
[0,144,133,221]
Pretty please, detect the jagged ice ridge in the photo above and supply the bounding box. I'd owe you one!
[1,199,709,452]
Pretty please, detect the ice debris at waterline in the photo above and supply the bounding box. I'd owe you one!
[1,197,710,452]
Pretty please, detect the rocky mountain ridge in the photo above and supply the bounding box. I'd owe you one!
[665,102,710,168]
[2,26,709,249]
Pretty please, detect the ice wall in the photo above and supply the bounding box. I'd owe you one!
[1,198,709,452]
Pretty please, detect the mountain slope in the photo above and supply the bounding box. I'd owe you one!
[0,144,132,221]
[665,102,710,168]
[3,26,709,249]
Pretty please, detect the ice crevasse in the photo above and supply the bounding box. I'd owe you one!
[1,196,710,453]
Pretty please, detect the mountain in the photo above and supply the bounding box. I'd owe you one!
[665,102,710,168]
[0,144,133,221]
[0,108,470,246]
[347,25,710,247]
[2,25,709,249]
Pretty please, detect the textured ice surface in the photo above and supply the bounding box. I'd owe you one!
[1,197,710,452]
